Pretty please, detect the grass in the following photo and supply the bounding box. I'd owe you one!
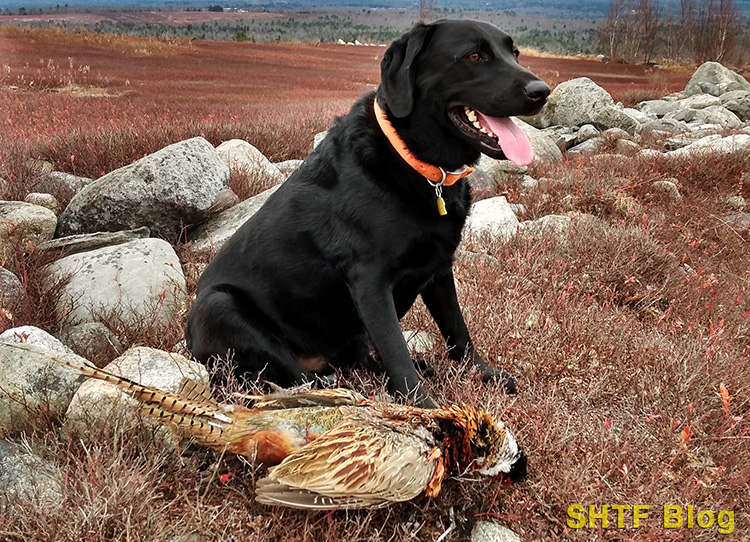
[0,26,748,541]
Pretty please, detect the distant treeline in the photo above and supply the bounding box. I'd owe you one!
[0,8,600,55]
[92,15,405,44]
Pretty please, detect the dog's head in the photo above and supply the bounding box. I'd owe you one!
[379,20,549,167]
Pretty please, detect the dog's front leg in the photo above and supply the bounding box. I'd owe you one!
[348,277,437,408]
[421,269,516,393]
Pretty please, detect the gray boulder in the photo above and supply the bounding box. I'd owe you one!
[24,193,61,215]
[216,139,285,191]
[402,330,435,355]
[520,175,539,191]
[637,99,681,117]
[524,78,639,133]
[24,159,53,177]
[0,327,88,434]
[313,131,328,149]
[664,105,742,128]
[567,137,606,156]
[615,138,641,156]
[638,117,690,134]
[0,439,64,507]
[652,180,683,202]
[622,107,653,124]
[596,106,641,134]
[187,185,280,257]
[466,166,497,202]
[724,212,750,233]
[275,159,304,179]
[679,94,723,109]
[518,214,573,238]
[472,522,521,542]
[0,201,57,263]
[477,154,527,182]
[510,118,563,162]
[664,128,723,150]
[684,62,750,97]
[58,322,123,363]
[721,90,750,121]
[540,126,578,151]
[725,195,746,212]
[666,134,750,158]
[602,127,631,140]
[32,172,93,202]
[0,267,24,316]
[64,347,208,442]
[203,187,240,216]
[45,238,186,331]
[463,196,519,241]
[36,226,151,256]
[57,137,229,240]
[576,124,601,143]
[638,148,665,160]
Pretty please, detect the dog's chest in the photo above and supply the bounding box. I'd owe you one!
[390,218,462,282]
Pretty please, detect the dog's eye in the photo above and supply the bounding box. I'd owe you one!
[467,52,484,62]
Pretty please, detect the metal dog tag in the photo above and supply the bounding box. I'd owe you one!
[431,168,448,216]
[436,195,447,216]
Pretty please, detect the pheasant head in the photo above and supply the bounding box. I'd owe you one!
[436,404,526,483]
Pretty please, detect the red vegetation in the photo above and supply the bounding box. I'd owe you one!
[0,27,689,168]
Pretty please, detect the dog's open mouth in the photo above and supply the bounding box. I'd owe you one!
[448,106,534,166]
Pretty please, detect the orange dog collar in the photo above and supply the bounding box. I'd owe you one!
[373,98,474,188]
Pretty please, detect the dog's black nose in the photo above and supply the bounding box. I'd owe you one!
[524,80,551,103]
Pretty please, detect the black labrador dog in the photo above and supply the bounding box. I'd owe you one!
[186,19,549,407]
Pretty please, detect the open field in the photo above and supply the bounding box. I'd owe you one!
[0,26,691,180]
[0,27,748,542]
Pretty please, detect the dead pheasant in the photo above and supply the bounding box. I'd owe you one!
[35,347,526,509]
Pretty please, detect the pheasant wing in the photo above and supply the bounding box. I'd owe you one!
[255,415,441,510]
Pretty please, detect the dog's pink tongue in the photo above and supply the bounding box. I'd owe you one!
[476,112,534,166]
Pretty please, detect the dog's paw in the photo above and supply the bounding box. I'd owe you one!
[481,366,517,394]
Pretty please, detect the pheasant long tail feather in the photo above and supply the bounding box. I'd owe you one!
[177,377,219,407]
[10,343,234,443]
[138,403,230,447]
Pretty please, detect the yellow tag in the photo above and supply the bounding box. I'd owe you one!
[437,196,447,216]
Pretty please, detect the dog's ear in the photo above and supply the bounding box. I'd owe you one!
[379,23,434,118]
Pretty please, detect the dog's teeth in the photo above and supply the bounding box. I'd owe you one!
[475,123,491,135]
[465,109,478,123]
[472,120,482,130]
